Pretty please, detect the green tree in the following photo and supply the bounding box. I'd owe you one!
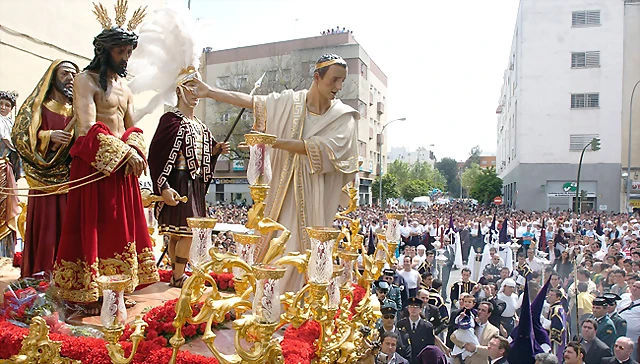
[401,180,431,201]
[372,173,401,203]
[435,157,460,197]
[388,160,411,183]
[410,161,447,191]
[461,163,482,191]
[464,145,482,169]
[469,167,503,204]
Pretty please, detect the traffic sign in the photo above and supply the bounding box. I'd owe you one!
[493,196,503,205]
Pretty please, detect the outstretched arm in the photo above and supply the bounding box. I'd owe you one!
[190,78,253,109]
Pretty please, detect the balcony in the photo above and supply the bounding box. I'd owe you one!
[377,101,384,115]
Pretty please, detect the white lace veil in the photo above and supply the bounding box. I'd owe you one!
[127,1,203,122]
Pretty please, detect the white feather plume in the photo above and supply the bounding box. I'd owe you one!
[128,1,203,122]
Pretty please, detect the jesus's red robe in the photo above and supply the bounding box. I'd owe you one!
[53,122,159,303]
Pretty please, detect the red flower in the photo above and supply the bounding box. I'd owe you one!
[12,252,22,268]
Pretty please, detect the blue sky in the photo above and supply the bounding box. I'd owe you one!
[183,0,520,161]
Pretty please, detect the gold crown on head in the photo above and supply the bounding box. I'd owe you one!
[92,0,147,31]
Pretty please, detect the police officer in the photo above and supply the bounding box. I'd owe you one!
[592,296,617,350]
[381,268,405,311]
[377,302,412,361]
[398,297,436,364]
[603,293,627,337]
[375,281,395,309]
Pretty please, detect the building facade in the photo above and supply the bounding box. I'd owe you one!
[496,0,624,212]
[387,147,436,167]
[198,32,389,205]
[622,0,640,209]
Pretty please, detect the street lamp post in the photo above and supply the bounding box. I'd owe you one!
[575,137,601,213]
[378,117,406,207]
[626,80,640,213]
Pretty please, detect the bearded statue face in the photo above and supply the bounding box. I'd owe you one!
[107,44,134,77]
[54,63,78,100]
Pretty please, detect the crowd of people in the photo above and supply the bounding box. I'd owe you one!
[202,201,640,364]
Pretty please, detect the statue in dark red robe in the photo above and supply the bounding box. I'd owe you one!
[13,60,78,277]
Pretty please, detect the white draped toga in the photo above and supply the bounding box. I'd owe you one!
[252,89,359,292]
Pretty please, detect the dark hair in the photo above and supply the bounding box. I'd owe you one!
[85,28,138,91]
[577,268,590,278]
[581,317,598,330]
[422,271,433,280]
[314,53,347,78]
[577,282,588,293]
[431,279,443,290]
[479,300,494,313]
[565,341,584,358]
[461,267,471,275]
[380,330,399,343]
[613,269,626,277]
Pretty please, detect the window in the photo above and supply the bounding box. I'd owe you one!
[570,134,599,151]
[221,113,230,122]
[360,60,368,80]
[572,10,600,27]
[571,51,600,68]
[571,93,599,109]
[216,76,230,88]
[358,100,367,119]
[282,69,292,82]
[235,75,248,89]
[266,70,278,83]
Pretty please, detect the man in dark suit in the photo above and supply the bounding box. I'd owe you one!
[602,337,638,364]
[487,335,510,364]
[378,303,412,362]
[580,318,612,364]
[398,297,436,364]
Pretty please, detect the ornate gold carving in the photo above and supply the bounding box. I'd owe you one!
[3,317,80,364]
[53,242,158,303]
[126,5,147,32]
[92,133,130,176]
[53,258,100,302]
[186,217,217,229]
[244,132,277,146]
[99,242,139,291]
[17,201,26,243]
[104,316,147,364]
[125,132,145,158]
[92,3,113,29]
[92,0,146,32]
[165,129,386,364]
[245,185,268,230]
[305,226,340,242]
[385,213,404,221]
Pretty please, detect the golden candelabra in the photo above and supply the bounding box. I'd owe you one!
[96,275,148,364]
[167,132,389,363]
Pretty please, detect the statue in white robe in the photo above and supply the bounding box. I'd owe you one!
[252,89,359,292]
